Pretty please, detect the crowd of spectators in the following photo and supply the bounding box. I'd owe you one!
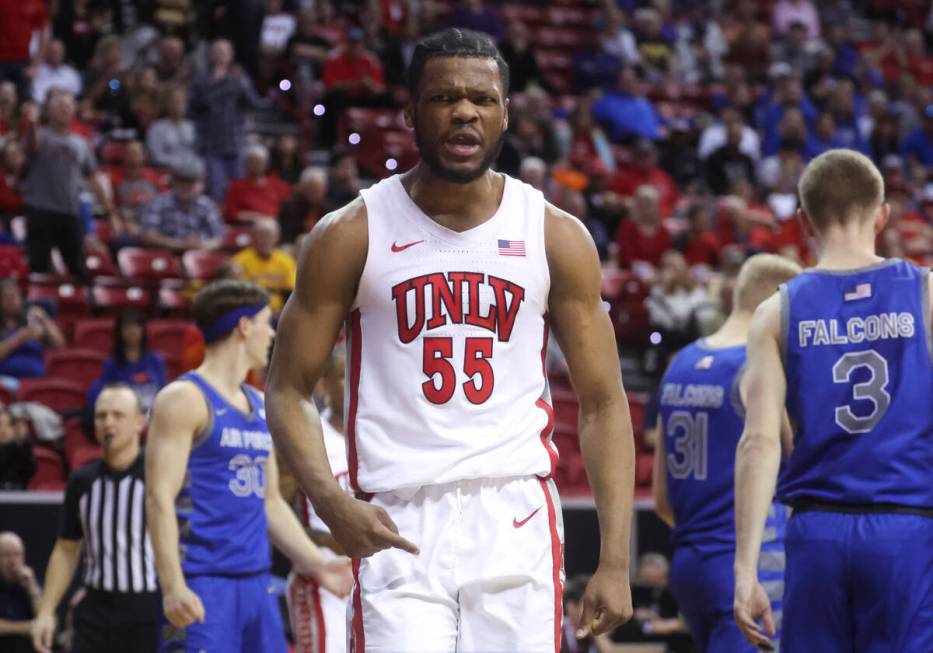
[0,0,928,477]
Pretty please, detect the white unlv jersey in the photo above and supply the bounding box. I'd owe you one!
[349,174,557,494]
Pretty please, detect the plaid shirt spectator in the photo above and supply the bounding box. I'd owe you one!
[140,190,223,243]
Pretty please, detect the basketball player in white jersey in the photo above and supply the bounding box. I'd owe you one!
[285,349,352,653]
[266,28,636,652]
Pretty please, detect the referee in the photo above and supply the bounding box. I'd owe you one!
[31,384,159,653]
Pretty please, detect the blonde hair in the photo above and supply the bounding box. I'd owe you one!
[798,149,884,231]
[734,253,802,312]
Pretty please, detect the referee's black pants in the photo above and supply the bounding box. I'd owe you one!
[72,589,159,653]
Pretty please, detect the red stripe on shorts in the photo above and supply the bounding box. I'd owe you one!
[538,478,563,653]
[350,558,365,653]
[346,309,363,493]
[312,581,326,653]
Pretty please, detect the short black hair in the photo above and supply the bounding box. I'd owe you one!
[408,28,509,99]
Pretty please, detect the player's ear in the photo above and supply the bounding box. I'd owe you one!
[874,202,891,234]
[403,98,414,129]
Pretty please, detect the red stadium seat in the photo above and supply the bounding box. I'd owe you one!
[84,248,118,278]
[181,250,230,280]
[91,284,151,315]
[63,417,96,467]
[28,446,67,491]
[69,443,104,470]
[117,247,184,283]
[45,348,107,393]
[222,225,253,252]
[26,282,91,334]
[0,245,29,280]
[636,451,655,487]
[19,378,87,415]
[0,384,14,406]
[73,318,116,354]
[157,285,189,317]
[148,320,195,359]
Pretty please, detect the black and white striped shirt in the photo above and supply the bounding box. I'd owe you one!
[60,453,158,594]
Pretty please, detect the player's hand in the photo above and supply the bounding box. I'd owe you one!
[309,556,353,597]
[326,496,419,559]
[734,571,775,649]
[31,612,55,653]
[576,562,634,638]
[162,584,206,628]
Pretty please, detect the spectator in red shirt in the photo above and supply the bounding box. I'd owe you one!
[320,28,392,147]
[677,203,721,268]
[610,138,679,218]
[615,185,673,270]
[224,144,292,223]
[0,0,50,97]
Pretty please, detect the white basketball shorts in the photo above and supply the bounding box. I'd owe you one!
[287,572,348,653]
[349,475,565,653]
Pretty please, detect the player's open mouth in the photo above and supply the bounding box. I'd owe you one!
[443,133,481,158]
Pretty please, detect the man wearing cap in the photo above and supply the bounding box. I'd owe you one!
[139,159,224,253]
[145,280,352,652]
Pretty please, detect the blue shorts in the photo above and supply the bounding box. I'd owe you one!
[783,510,933,653]
[671,504,787,653]
[158,573,287,653]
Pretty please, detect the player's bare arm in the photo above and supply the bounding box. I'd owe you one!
[545,203,635,635]
[733,294,784,648]
[651,417,675,528]
[266,200,419,558]
[263,444,353,597]
[145,381,207,628]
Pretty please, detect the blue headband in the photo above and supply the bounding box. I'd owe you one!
[200,301,269,343]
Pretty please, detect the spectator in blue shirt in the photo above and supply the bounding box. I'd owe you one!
[592,65,662,143]
[901,105,933,169]
[87,310,166,413]
[804,112,850,159]
[0,280,64,393]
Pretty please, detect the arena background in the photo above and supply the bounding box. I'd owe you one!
[0,0,931,650]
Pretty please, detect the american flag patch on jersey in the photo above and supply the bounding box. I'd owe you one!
[695,355,714,370]
[844,283,872,301]
[498,240,526,257]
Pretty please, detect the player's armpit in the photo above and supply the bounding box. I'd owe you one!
[734,295,784,576]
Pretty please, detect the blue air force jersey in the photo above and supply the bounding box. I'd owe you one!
[777,259,933,509]
[659,340,748,554]
[176,373,272,576]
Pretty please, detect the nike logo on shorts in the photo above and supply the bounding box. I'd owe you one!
[513,506,542,528]
[391,240,424,253]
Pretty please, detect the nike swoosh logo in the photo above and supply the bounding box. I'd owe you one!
[391,240,424,253]
[513,506,542,529]
[216,408,228,415]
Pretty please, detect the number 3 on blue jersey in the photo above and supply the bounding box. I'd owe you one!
[832,350,891,434]
[666,411,709,480]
